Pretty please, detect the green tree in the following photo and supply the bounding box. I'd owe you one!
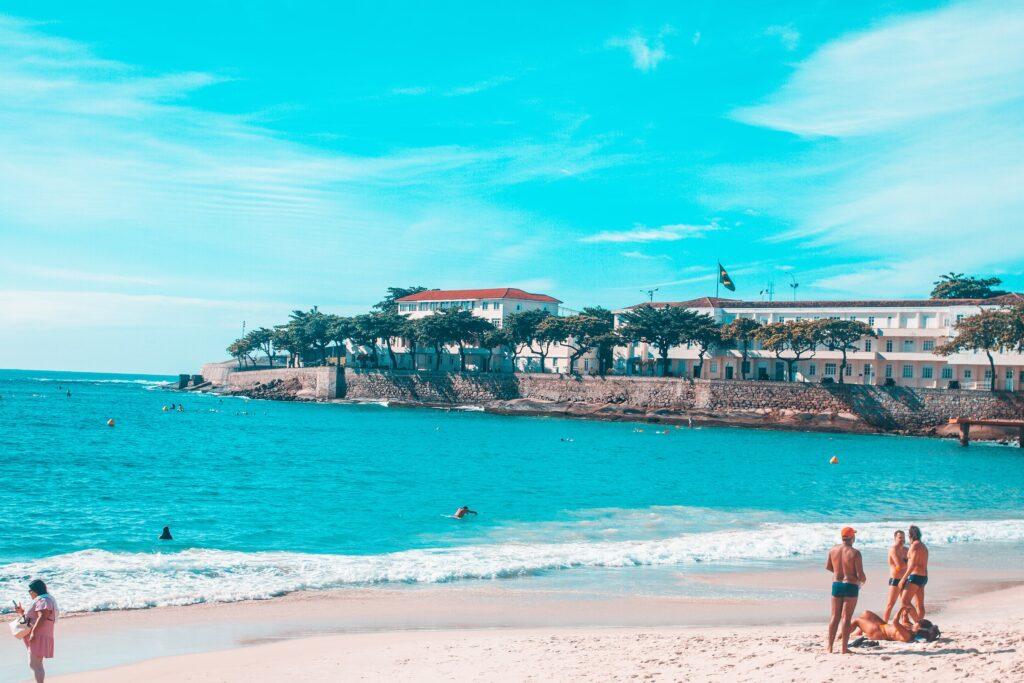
[754,320,820,382]
[438,309,495,371]
[352,313,383,368]
[226,337,254,368]
[814,319,876,384]
[288,307,331,365]
[930,273,1007,300]
[936,309,1008,391]
[245,327,276,367]
[415,312,452,370]
[721,317,762,379]
[374,286,431,313]
[325,315,355,366]
[556,309,615,375]
[533,315,571,373]
[271,325,303,367]
[618,304,701,377]
[505,309,551,372]
[581,307,617,376]
[480,328,512,372]
[689,314,721,379]
[355,311,408,369]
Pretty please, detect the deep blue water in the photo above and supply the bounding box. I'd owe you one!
[2,369,1023,612]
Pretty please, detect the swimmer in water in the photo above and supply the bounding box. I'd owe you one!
[159,526,173,540]
[453,506,477,519]
[66,390,71,398]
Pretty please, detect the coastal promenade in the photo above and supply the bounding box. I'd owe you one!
[199,362,1024,439]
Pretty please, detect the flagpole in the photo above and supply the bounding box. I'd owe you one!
[715,259,719,298]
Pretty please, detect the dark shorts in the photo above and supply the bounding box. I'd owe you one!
[889,577,901,587]
[906,574,928,587]
[831,581,860,598]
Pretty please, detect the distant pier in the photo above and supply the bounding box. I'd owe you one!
[948,417,1024,447]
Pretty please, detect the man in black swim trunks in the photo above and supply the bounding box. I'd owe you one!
[825,526,867,654]
[898,524,929,622]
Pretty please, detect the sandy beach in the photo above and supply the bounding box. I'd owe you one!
[49,584,1024,682]
[4,558,1014,682]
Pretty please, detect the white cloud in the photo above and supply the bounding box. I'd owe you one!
[607,29,672,72]
[764,24,800,51]
[718,0,1024,298]
[735,1,1024,137]
[622,251,671,260]
[581,223,720,243]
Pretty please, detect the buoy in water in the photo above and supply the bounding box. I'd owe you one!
[107,418,115,427]
[162,406,169,412]
[829,456,839,465]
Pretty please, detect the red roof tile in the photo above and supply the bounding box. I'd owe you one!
[396,288,562,304]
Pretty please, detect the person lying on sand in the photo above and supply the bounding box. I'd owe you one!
[826,526,866,654]
[453,506,477,519]
[851,607,937,644]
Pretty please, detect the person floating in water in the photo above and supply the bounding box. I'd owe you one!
[159,526,173,540]
[66,390,71,398]
[453,506,477,519]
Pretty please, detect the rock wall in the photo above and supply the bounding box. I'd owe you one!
[203,364,340,400]
[202,364,1024,434]
[342,370,519,403]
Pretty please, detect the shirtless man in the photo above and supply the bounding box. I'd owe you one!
[826,526,867,654]
[883,529,908,621]
[852,607,932,643]
[453,506,477,519]
[898,525,929,622]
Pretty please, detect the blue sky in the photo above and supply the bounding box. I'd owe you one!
[2,0,1023,373]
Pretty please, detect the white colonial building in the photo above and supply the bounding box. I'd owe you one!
[392,287,579,372]
[614,294,1024,391]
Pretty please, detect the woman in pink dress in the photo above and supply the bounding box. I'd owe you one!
[14,579,58,682]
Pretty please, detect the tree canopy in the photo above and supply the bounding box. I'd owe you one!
[936,309,1008,391]
[930,273,1007,300]
[813,319,875,384]
[618,304,705,376]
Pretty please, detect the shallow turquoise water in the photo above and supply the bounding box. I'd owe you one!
[2,369,1023,612]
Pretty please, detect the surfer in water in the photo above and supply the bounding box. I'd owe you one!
[453,506,477,519]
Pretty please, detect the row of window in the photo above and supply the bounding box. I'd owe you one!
[397,300,505,312]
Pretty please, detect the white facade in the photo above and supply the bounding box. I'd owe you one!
[613,295,1024,390]
[391,288,577,372]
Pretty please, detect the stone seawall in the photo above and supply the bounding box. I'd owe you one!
[201,364,340,400]
[200,364,1024,436]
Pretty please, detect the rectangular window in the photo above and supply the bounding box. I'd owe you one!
[885,364,893,378]
[808,364,817,376]
[824,363,837,376]
[922,366,934,379]
[492,318,502,329]
[710,361,718,373]
[868,316,875,326]
[419,303,429,311]
[845,365,852,376]
[964,369,972,379]
[482,302,489,310]
[941,367,953,379]
[902,340,915,352]
[885,340,893,352]
[849,316,857,321]
[864,340,872,352]
[902,365,913,378]
[795,317,803,322]
[922,340,935,351]
[985,369,993,379]
[516,304,522,311]
[956,314,964,322]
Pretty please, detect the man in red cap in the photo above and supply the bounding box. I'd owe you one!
[825,526,866,654]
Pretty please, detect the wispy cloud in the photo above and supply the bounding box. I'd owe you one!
[622,251,671,261]
[581,223,720,243]
[606,28,673,72]
[734,1,1024,137]
[390,73,520,98]
[719,0,1024,298]
[764,24,800,51]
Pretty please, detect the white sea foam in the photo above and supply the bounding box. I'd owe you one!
[28,377,167,386]
[2,518,1023,614]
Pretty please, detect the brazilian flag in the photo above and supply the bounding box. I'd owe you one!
[718,262,736,291]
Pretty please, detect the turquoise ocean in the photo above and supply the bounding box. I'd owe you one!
[2,369,1023,613]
